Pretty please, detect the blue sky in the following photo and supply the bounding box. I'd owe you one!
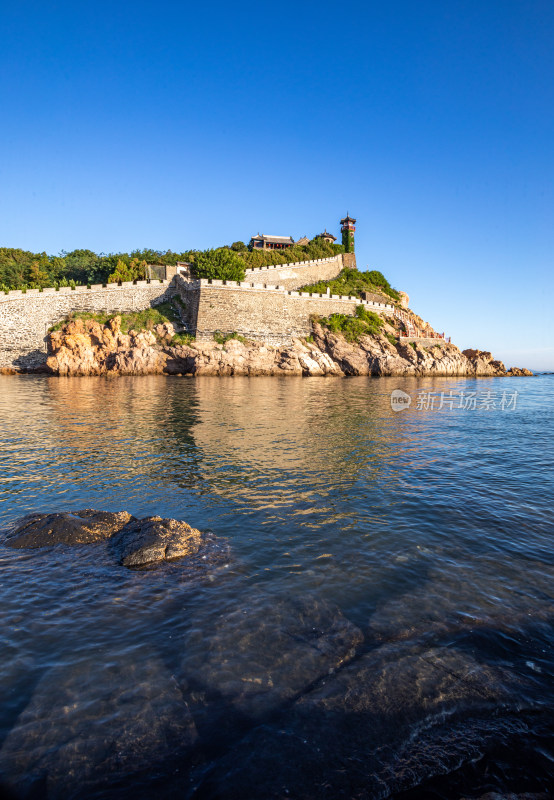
[1,0,553,369]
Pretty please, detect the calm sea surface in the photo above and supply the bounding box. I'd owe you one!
[0,374,553,799]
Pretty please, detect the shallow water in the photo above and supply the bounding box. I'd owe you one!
[0,374,553,799]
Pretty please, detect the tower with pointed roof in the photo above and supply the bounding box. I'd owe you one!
[340,214,356,253]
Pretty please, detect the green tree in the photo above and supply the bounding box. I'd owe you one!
[230,241,247,252]
[48,256,68,282]
[27,260,50,288]
[107,257,147,284]
[192,248,246,281]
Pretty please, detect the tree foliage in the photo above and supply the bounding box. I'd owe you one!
[108,257,147,284]
[191,248,246,281]
[0,238,398,297]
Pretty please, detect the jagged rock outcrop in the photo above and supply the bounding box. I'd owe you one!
[45,316,531,378]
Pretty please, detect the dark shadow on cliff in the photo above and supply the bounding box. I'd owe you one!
[12,350,48,372]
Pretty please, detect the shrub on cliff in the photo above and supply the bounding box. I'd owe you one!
[191,248,246,282]
[299,268,400,302]
[316,305,383,342]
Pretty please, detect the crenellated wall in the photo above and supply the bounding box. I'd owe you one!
[244,253,349,289]
[0,254,393,371]
[176,277,394,344]
[0,281,172,370]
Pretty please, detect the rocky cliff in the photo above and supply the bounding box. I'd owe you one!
[44,316,531,377]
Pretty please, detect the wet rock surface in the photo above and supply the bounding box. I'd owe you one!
[4,509,133,548]
[2,510,221,570]
[180,595,364,721]
[193,643,534,800]
[108,515,204,567]
[43,315,532,377]
[0,655,197,800]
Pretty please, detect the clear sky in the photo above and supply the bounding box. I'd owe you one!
[1,0,553,369]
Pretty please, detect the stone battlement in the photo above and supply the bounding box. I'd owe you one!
[0,280,172,371]
[244,256,338,273]
[174,275,393,343]
[243,253,347,290]
[0,255,395,371]
[0,279,168,302]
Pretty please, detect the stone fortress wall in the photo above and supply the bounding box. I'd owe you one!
[0,253,397,371]
[0,281,172,370]
[175,278,394,344]
[243,254,343,290]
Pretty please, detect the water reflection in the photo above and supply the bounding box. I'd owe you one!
[0,374,552,798]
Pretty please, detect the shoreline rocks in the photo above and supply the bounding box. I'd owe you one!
[41,317,533,378]
[3,510,215,569]
[3,510,133,548]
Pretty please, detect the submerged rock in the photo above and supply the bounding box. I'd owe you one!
[195,642,529,799]
[109,516,204,567]
[0,654,197,799]
[3,509,133,548]
[180,595,363,720]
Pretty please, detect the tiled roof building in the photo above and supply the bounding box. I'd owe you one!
[249,234,295,250]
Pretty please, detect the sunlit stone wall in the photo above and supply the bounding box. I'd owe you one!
[178,279,394,344]
[0,281,172,371]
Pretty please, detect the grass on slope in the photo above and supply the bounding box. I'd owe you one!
[298,268,400,302]
[48,302,195,345]
[314,305,384,343]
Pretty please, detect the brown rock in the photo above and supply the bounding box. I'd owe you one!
[44,315,524,378]
[109,515,204,567]
[507,367,534,376]
[4,510,134,548]
[0,654,197,799]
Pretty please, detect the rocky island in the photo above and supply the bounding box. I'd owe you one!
[45,312,531,378]
[0,222,532,376]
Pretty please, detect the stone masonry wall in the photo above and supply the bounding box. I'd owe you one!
[244,253,349,290]
[0,281,172,370]
[0,255,388,371]
[177,278,394,345]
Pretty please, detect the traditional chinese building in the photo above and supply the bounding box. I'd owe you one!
[249,234,295,250]
[340,214,356,252]
[316,230,337,243]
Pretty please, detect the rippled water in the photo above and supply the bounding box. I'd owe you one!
[0,374,553,799]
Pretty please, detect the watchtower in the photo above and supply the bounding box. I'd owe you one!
[340,214,356,253]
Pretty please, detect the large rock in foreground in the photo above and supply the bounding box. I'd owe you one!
[180,595,363,721]
[3,510,217,569]
[195,643,530,799]
[4,509,133,548]
[109,516,204,567]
